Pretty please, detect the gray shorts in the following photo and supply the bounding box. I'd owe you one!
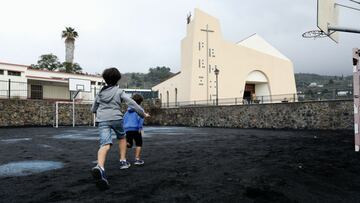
[98,120,125,147]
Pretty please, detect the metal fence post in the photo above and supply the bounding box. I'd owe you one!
[293,93,296,102]
[8,79,11,99]
[235,98,237,105]
[353,48,360,152]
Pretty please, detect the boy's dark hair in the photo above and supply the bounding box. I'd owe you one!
[102,67,121,86]
[132,94,144,105]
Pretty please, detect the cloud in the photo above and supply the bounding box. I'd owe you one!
[0,0,359,75]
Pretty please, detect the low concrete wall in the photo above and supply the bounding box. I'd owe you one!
[0,99,353,130]
[146,100,353,130]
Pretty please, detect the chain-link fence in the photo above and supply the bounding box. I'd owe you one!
[0,79,158,101]
[161,91,353,108]
[0,79,352,108]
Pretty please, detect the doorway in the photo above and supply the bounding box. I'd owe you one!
[243,84,255,104]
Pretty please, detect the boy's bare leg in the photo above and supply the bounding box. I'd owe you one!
[97,144,111,169]
[135,147,142,159]
[118,138,127,160]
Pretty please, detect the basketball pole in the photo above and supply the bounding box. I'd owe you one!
[55,102,59,128]
[72,90,81,127]
[353,48,360,152]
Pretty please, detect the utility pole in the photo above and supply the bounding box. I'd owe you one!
[214,68,220,105]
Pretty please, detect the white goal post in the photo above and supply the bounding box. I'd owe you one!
[54,101,95,128]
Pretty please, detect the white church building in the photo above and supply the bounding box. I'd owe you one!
[152,9,297,106]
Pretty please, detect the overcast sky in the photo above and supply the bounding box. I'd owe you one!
[1,0,360,75]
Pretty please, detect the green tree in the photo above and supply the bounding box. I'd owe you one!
[146,66,174,85]
[60,62,82,73]
[61,27,78,64]
[129,73,144,87]
[30,54,62,71]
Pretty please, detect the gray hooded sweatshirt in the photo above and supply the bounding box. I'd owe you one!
[91,86,145,122]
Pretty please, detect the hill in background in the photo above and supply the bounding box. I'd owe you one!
[118,66,174,89]
[121,69,353,95]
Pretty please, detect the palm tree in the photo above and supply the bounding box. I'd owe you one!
[61,27,78,64]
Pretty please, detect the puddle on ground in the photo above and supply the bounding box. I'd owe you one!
[0,161,64,177]
[40,144,52,148]
[0,138,32,143]
[53,133,99,140]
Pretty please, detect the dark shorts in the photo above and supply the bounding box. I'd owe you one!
[126,131,143,148]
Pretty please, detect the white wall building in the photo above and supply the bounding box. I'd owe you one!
[0,61,104,101]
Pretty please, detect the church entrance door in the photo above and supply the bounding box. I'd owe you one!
[243,84,255,104]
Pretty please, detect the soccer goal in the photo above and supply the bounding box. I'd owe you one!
[54,100,95,128]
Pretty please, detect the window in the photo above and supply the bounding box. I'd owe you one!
[8,71,21,76]
[199,42,204,50]
[30,85,43,99]
[91,81,96,85]
[0,70,3,75]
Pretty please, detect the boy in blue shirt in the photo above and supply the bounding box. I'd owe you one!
[123,94,145,165]
[91,68,149,190]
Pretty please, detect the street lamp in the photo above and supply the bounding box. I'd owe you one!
[214,68,220,106]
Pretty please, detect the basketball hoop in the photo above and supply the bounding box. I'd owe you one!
[302,30,328,39]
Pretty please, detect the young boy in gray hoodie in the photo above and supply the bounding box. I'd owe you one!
[91,67,149,190]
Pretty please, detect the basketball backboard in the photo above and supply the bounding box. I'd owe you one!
[69,78,91,92]
[317,0,339,43]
